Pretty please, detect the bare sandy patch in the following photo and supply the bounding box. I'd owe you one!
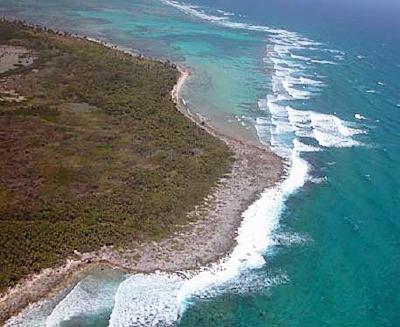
[0,45,34,74]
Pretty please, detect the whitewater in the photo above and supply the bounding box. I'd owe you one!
[5,1,367,326]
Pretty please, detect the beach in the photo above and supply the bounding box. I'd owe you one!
[0,38,282,323]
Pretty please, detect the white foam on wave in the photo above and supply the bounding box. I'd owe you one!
[216,9,235,17]
[264,39,329,104]
[287,107,365,148]
[192,270,289,299]
[290,53,311,61]
[46,272,123,327]
[270,56,305,69]
[310,59,337,65]
[257,103,363,156]
[273,232,311,246]
[160,0,306,41]
[257,22,364,156]
[310,176,328,184]
[282,79,312,99]
[108,273,184,327]
[355,113,367,120]
[288,76,324,87]
[161,0,228,22]
[311,117,363,147]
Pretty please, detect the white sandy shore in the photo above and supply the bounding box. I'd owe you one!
[0,39,283,324]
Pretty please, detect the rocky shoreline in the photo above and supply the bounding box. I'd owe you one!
[0,42,283,324]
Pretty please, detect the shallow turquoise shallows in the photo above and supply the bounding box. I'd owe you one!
[2,0,400,326]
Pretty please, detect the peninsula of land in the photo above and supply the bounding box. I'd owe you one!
[0,20,282,322]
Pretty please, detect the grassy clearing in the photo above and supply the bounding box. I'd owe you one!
[0,20,232,290]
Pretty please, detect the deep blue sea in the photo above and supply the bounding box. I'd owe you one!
[2,0,400,326]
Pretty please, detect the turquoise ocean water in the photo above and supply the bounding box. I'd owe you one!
[2,0,400,326]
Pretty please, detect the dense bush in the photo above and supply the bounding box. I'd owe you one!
[0,21,232,290]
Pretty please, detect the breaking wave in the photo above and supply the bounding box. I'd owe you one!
[46,272,123,326]
[109,273,184,327]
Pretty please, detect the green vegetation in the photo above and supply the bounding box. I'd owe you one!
[0,20,232,290]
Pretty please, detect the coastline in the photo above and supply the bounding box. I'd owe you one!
[0,38,283,323]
